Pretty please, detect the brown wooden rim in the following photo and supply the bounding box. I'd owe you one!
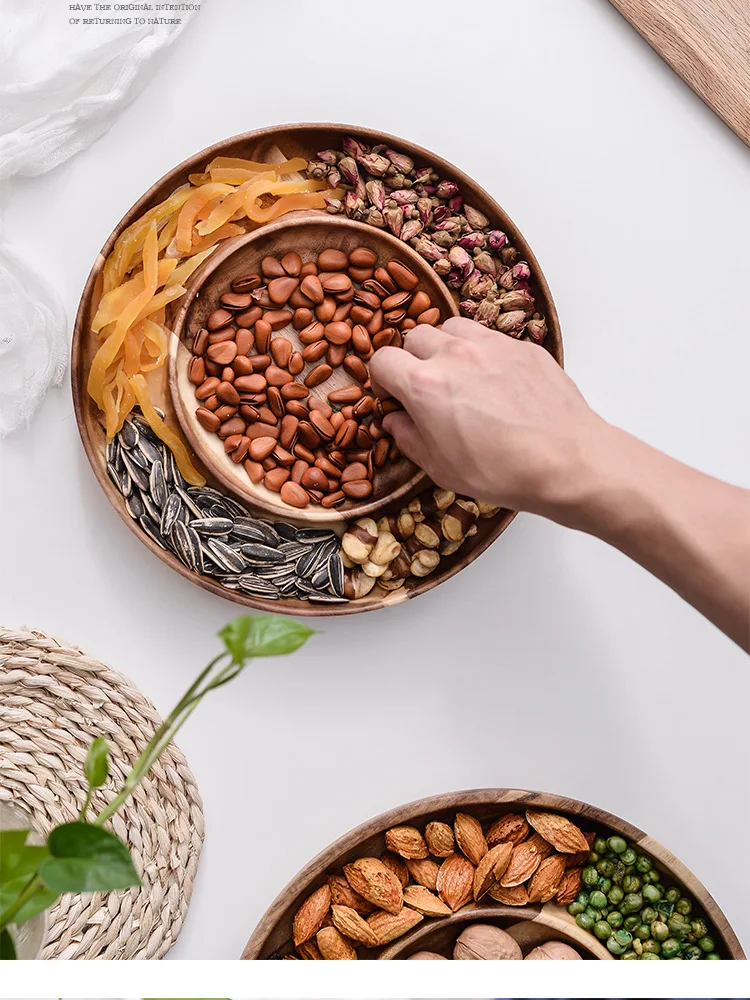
[71,123,563,616]
[241,787,745,960]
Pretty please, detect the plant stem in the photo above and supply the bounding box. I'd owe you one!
[0,875,42,932]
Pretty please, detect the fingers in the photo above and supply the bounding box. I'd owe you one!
[368,345,421,403]
[441,315,493,341]
[381,411,430,469]
[401,323,452,359]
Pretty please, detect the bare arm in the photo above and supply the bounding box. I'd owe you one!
[369,317,750,650]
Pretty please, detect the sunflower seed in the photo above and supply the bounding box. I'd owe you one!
[141,491,162,525]
[239,543,286,565]
[120,420,139,450]
[125,492,144,520]
[176,487,204,519]
[311,564,331,590]
[148,461,166,507]
[295,528,337,543]
[139,515,166,549]
[192,517,233,536]
[121,451,150,491]
[231,518,279,547]
[118,466,132,497]
[207,539,246,574]
[273,522,299,541]
[106,438,119,465]
[160,493,182,535]
[296,545,321,579]
[238,574,280,598]
[328,551,345,597]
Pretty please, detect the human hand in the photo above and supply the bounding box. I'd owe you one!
[368,317,607,517]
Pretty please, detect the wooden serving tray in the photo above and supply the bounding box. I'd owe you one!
[71,124,563,616]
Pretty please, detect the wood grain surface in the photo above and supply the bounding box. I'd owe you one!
[241,787,745,960]
[609,0,750,144]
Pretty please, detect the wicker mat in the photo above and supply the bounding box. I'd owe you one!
[0,626,204,959]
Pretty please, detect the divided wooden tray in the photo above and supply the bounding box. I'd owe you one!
[242,788,745,960]
[72,124,563,616]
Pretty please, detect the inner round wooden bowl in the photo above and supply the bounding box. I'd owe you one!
[381,904,607,959]
[168,213,457,523]
[241,788,745,960]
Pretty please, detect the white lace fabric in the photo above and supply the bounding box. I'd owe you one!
[0,0,198,435]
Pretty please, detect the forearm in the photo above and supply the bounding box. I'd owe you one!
[550,424,750,650]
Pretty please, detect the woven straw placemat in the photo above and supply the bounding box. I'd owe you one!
[0,626,204,960]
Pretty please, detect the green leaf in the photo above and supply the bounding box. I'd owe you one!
[85,737,110,789]
[0,830,48,883]
[0,928,16,960]
[219,614,316,664]
[0,873,57,927]
[39,823,140,893]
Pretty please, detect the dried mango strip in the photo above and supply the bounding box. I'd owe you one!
[195,179,261,237]
[88,221,159,409]
[245,187,341,224]
[134,284,185,324]
[181,222,244,256]
[206,155,307,174]
[103,187,192,293]
[129,374,206,486]
[138,319,169,372]
[165,246,217,287]
[175,182,235,254]
[93,258,178,333]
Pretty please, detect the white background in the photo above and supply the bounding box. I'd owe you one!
[1,0,748,964]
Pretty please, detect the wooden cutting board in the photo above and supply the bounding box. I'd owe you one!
[608,0,750,145]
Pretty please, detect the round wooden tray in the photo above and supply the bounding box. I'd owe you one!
[241,788,745,960]
[72,124,563,616]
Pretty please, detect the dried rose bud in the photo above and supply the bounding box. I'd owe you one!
[433,258,452,276]
[447,268,466,288]
[401,219,423,242]
[495,310,526,335]
[360,152,390,176]
[389,189,418,205]
[343,136,367,160]
[327,169,342,189]
[433,205,450,224]
[403,204,418,220]
[501,288,535,312]
[487,230,508,251]
[355,175,367,202]
[499,268,516,290]
[464,205,490,229]
[385,149,415,174]
[306,160,327,179]
[417,197,433,225]
[384,206,404,237]
[448,245,472,270]
[366,179,386,210]
[501,245,518,265]
[459,299,478,318]
[432,230,457,248]
[458,231,486,252]
[325,196,344,214]
[338,156,359,186]
[414,167,433,185]
[511,261,531,281]
[460,270,488,299]
[384,172,405,191]
[473,251,497,276]
[435,218,462,234]
[525,318,547,344]
[344,190,364,216]
[475,296,501,327]
[435,179,459,199]
[316,149,339,165]
[366,207,386,228]
[413,236,446,262]
[448,194,464,213]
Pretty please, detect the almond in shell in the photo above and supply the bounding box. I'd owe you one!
[425,821,454,857]
[316,925,357,960]
[385,825,429,860]
[565,831,596,868]
[500,833,553,887]
[405,857,440,891]
[436,853,475,911]
[344,857,403,914]
[527,853,567,903]
[403,884,453,917]
[556,866,583,905]
[525,809,590,853]
[327,874,377,914]
[292,883,331,945]
[454,812,488,866]
[473,841,513,900]
[380,851,409,888]
[486,881,530,906]
[367,906,423,945]
[330,904,379,947]
[296,939,323,960]
[486,813,530,847]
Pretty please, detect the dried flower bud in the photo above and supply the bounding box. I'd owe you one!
[448,194,464,213]
[366,179,386,210]
[403,205,418,220]
[512,261,531,281]
[413,167,433,185]
[487,230,508,251]
[501,289,535,312]
[433,258,452,276]
[360,152,390,176]
[338,156,359,186]
[401,219,423,242]
[499,268,516,290]
[344,190,365,216]
[342,136,367,160]
[495,310,526,335]
[448,245,472,269]
[459,299,478,318]
[458,231,486,252]
[366,207,386,228]
[306,160,328,179]
[432,230,457,248]
[525,317,547,344]
[327,169,342,189]
[473,251,497,276]
[384,207,404,238]
[435,179,459,199]
[325,196,344,214]
[413,236,446,262]
[385,148,415,174]
[416,197,433,226]
[447,268,465,288]
[500,245,519,265]
[433,205,450,224]
[475,295,501,327]
[389,189,418,205]
[464,204,489,229]
[460,270,488,300]
[355,175,368,202]
[316,149,340,165]
[435,218,463,234]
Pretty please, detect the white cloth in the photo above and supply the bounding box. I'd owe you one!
[0,0,198,435]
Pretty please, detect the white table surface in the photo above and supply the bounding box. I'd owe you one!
[1,0,748,961]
